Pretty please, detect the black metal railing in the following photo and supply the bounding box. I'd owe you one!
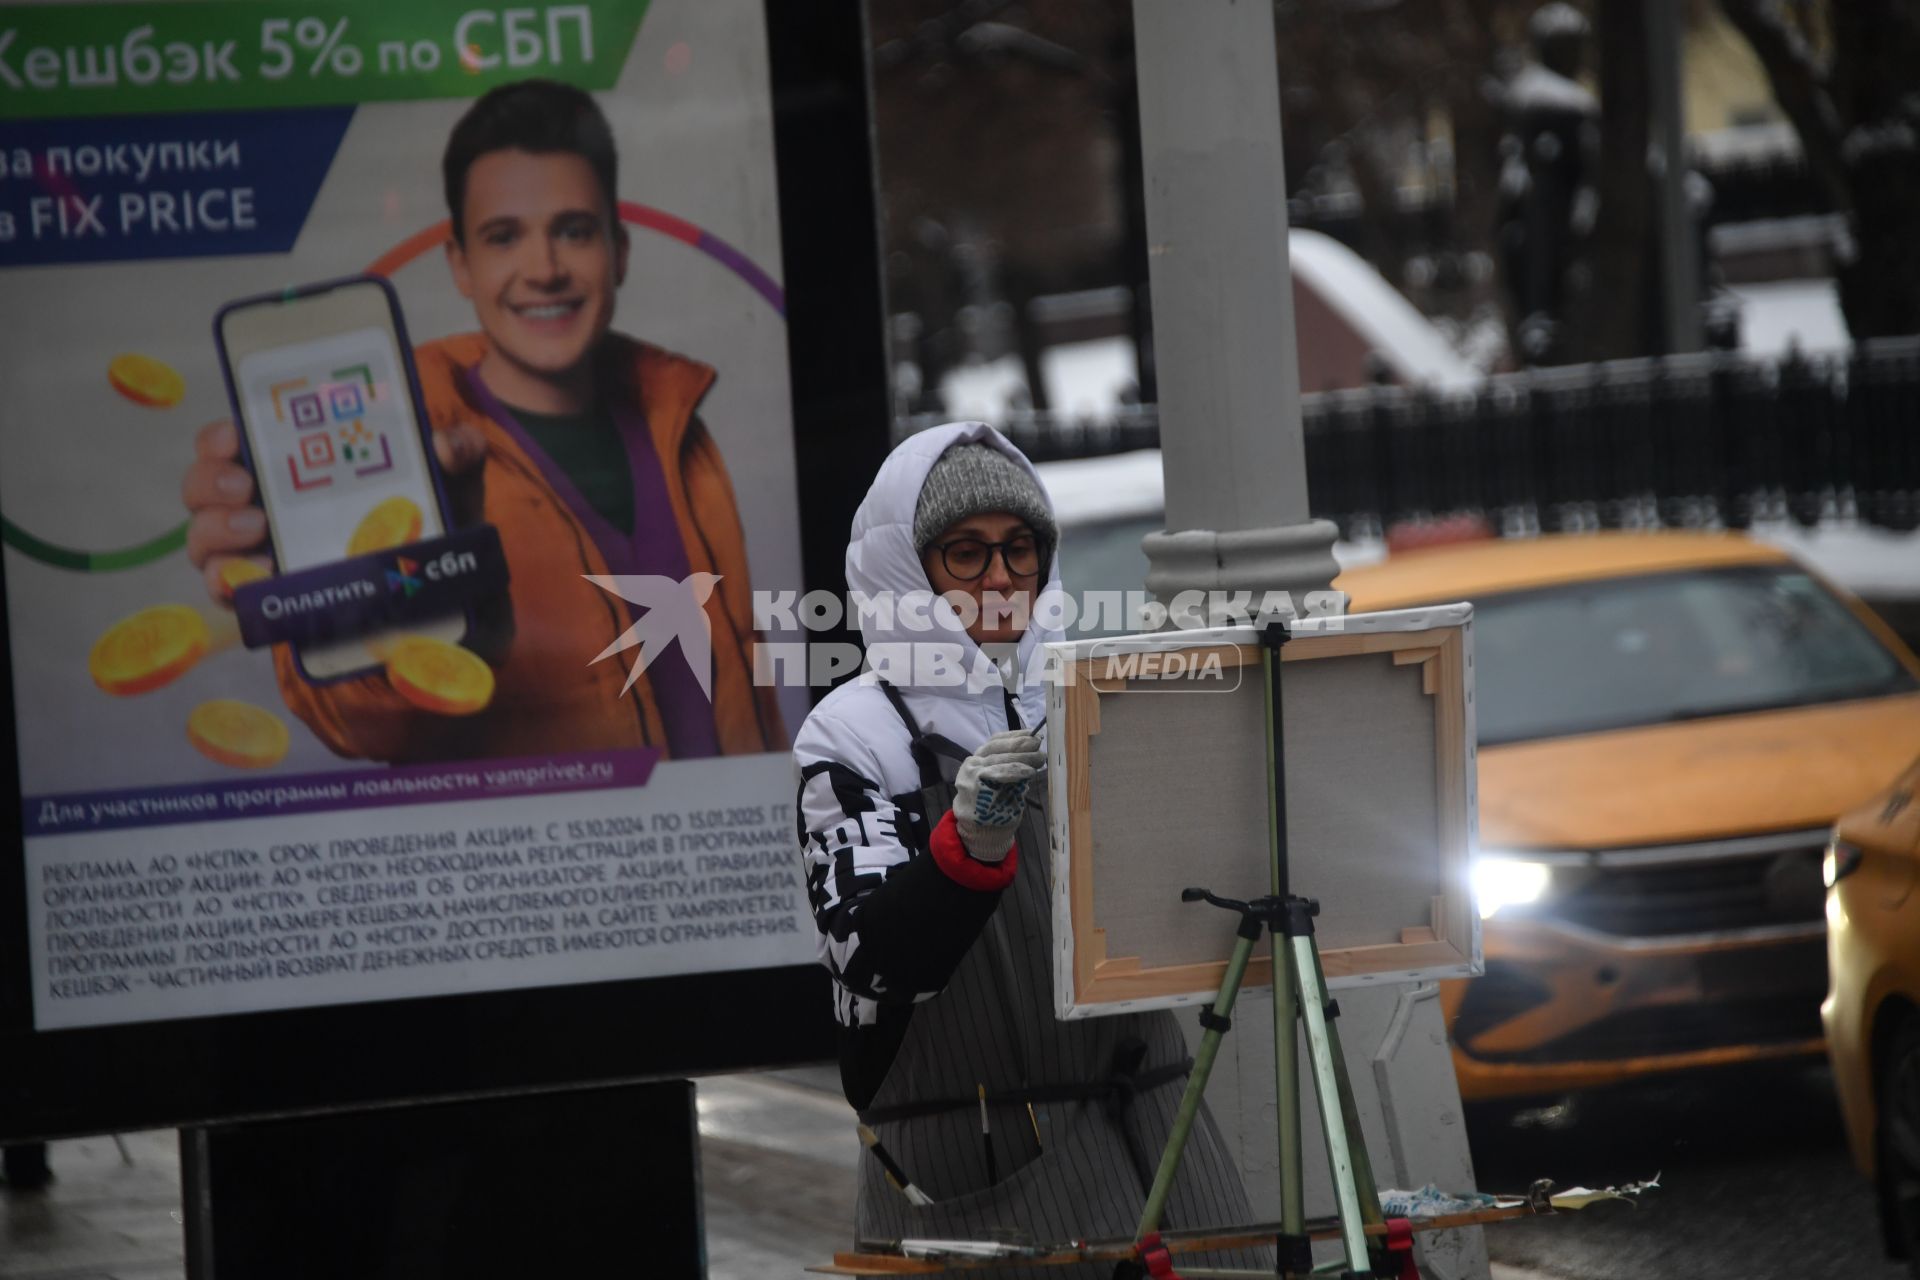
[897,339,1920,536]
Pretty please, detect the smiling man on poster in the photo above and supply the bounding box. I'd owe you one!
[182,78,785,765]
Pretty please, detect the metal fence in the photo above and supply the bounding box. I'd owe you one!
[897,338,1920,536]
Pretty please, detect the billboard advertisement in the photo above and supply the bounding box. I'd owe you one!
[0,0,822,1035]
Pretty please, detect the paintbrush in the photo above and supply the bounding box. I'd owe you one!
[979,1084,997,1184]
[857,1123,935,1207]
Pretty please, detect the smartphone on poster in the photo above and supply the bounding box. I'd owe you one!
[214,275,467,682]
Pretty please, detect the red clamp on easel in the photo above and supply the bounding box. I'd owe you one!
[1138,1231,1182,1279]
[1384,1217,1421,1280]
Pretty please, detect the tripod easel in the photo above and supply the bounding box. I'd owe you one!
[1125,622,1394,1280]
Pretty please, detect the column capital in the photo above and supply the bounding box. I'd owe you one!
[1143,519,1344,612]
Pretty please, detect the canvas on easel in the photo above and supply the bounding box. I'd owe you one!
[1047,606,1480,1021]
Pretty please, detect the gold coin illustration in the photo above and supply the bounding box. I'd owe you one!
[217,558,271,597]
[386,635,495,716]
[89,604,210,696]
[187,699,290,769]
[107,353,186,408]
[347,496,424,557]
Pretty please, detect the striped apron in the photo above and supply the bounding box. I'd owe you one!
[855,688,1268,1275]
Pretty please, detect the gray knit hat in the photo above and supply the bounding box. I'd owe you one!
[912,442,1058,561]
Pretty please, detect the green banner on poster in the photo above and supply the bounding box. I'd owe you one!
[0,1,648,119]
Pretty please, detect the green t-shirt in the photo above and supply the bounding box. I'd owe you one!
[506,402,636,537]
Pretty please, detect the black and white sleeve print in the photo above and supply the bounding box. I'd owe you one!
[795,713,1002,1031]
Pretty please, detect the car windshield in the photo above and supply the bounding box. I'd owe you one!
[1471,566,1916,745]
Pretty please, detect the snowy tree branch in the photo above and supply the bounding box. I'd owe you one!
[1717,0,1851,213]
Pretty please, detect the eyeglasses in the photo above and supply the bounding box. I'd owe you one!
[931,534,1042,582]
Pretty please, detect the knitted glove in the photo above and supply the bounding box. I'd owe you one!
[952,730,1045,863]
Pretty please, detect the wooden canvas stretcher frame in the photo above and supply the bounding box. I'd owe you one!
[1046,607,1480,1020]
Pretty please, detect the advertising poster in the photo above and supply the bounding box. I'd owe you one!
[1,0,818,1030]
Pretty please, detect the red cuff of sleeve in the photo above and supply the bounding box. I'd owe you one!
[929,809,1018,891]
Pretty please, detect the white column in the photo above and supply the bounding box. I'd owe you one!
[1132,0,1340,605]
[1130,4,1488,1274]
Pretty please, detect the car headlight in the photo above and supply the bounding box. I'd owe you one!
[1474,856,1553,920]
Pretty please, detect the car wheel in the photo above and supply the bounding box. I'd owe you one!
[1880,1018,1920,1272]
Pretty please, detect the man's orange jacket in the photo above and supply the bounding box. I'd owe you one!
[272,332,786,762]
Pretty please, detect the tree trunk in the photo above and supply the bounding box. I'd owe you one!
[1568,0,1655,361]
[1447,77,1507,316]
[1720,0,1920,340]
[1715,0,1851,211]
[1828,1,1920,339]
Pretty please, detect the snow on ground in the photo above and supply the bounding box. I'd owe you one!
[1729,277,1850,358]
[1037,448,1165,527]
[1042,338,1137,417]
[938,354,1028,421]
[935,342,1139,421]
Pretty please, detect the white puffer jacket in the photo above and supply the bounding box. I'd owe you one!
[793,422,1066,1046]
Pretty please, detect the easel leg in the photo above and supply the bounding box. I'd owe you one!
[1266,619,1311,1276]
[1292,931,1374,1276]
[1273,925,1309,1273]
[1135,923,1262,1240]
[1146,889,1399,1280]
[1149,625,1394,1280]
[1315,961,1385,1235]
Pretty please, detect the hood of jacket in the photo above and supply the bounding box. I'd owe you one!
[846,422,1066,722]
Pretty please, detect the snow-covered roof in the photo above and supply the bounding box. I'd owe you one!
[1753,520,1920,599]
[1288,229,1482,392]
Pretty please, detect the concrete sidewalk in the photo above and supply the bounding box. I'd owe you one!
[0,1074,856,1280]
[0,1130,184,1280]
[0,1073,1546,1279]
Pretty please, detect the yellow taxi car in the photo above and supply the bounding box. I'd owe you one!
[1336,532,1920,1102]
[1823,753,1920,1260]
